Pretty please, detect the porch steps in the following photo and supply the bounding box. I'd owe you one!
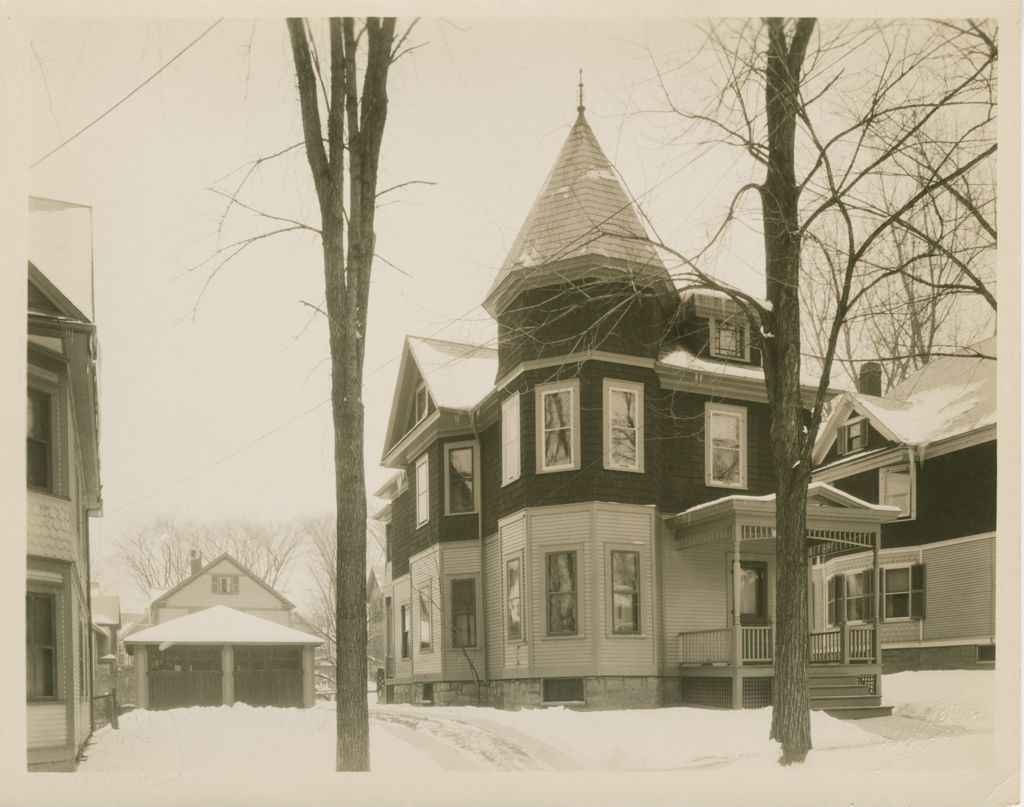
[807,670,892,720]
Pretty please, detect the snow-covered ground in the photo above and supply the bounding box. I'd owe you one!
[77,671,997,774]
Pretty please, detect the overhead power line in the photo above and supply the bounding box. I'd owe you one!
[31,19,224,169]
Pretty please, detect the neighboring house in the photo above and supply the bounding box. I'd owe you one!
[124,553,321,709]
[811,342,997,672]
[367,564,387,677]
[90,592,121,699]
[26,258,102,768]
[372,103,901,715]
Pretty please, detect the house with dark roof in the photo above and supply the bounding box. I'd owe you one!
[124,552,321,710]
[810,341,997,671]
[27,208,103,769]
[372,102,903,716]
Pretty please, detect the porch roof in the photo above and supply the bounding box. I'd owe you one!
[124,606,322,646]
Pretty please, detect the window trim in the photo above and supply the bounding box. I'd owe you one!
[608,547,643,636]
[417,585,432,652]
[535,379,581,474]
[837,416,869,456]
[545,549,581,637]
[443,440,479,516]
[881,564,925,621]
[501,393,522,486]
[26,590,60,702]
[399,604,410,659]
[449,576,478,649]
[709,317,751,362]
[704,403,748,489]
[505,555,524,643]
[879,463,916,520]
[603,379,645,473]
[211,574,240,595]
[415,453,429,527]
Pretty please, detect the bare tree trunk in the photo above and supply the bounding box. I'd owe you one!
[761,16,815,765]
[288,16,397,772]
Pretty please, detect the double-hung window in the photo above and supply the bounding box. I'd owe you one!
[546,551,578,635]
[604,380,644,472]
[415,453,429,527]
[418,587,432,650]
[705,403,747,488]
[880,464,913,518]
[451,579,477,647]
[444,443,476,515]
[882,565,925,619]
[827,571,875,624]
[536,380,579,473]
[27,387,54,492]
[26,592,57,699]
[610,550,640,634]
[212,575,239,594]
[501,394,521,485]
[506,557,523,641]
[400,605,410,658]
[709,317,750,361]
[837,417,868,455]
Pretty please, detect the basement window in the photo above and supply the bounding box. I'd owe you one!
[542,678,585,704]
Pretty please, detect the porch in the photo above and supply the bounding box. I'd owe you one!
[665,483,900,713]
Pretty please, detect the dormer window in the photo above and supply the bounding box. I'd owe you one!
[414,381,431,425]
[709,318,750,362]
[837,416,868,456]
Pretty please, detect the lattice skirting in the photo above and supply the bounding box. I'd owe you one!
[857,673,878,695]
[680,676,733,709]
[742,676,773,708]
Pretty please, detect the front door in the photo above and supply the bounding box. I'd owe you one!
[739,561,768,626]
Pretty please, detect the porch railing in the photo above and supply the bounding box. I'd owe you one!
[678,625,774,665]
[808,624,876,664]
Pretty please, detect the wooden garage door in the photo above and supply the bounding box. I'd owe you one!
[148,646,222,710]
[233,646,303,707]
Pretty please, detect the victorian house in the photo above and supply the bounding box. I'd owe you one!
[810,341,996,672]
[373,103,900,716]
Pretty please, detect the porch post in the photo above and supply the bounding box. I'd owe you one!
[731,524,743,709]
[873,528,882,688]
[136,646,148,710]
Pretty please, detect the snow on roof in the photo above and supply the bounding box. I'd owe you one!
[124,606,322,646]
[408,335,498,411]
[849,338,996,446]
[657,345,824,388]
[673,481,901,519]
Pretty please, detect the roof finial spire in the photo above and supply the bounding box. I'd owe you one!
[577,68,585,114]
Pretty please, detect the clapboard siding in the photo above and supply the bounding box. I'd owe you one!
[594,505,656,675]
[529,506,593,674]
[442,542,484,680]
[923,537,995,641]
[27,704,67,749]
[390,573,413,681]
[654,518,667,673]
[483,534,502,678]
[410,546,442,676]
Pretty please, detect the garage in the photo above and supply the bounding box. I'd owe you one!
[126,605,322,710]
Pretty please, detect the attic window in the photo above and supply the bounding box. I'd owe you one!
[414,382,431,425]
[212,575,239,595]
[709,318,749,362]
[837,417,868,456]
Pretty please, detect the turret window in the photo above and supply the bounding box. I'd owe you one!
[535,379,580,473]
[604,379,644,472]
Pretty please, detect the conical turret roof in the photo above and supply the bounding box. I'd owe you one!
[483,109,669,315]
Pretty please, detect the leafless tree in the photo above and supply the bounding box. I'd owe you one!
[639,16,997,763]
[115,514,304,595]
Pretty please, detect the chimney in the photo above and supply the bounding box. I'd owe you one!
[190,549,203,576]
[858,362,882,396]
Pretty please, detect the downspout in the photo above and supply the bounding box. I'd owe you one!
[471,409,487,704]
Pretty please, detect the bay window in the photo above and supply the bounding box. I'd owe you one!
[415,453,429,527]
[536,380,579,473]
[444,443,476,515]
[610,550,640,634]
[451,578,477,647]
[506,557,522,641]
[546,551,578,635]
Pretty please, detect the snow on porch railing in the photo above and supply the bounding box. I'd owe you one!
[741,625,773,664]
[678,628,732,665]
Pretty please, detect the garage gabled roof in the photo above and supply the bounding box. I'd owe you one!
[124,606,321,645]
[151,552,295,610]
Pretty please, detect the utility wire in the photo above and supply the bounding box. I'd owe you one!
[31,19,224,169]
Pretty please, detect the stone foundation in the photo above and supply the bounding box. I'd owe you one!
[385,676,680,710]
[882,644,994,673]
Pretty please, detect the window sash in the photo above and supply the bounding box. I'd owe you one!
[400,605,410,658]
[707,408,745,487]
[506,558,522,641]
[26,593,57,699]
[501,395,521,484]
[611,551,640,634]
[546,552,578,635]
[446,446,475,514]
[27,388,53,491]
[881,465,912,517]
[607,387,640,470]
[451,579,477,647]
[541,388,574,469]
[415,455,429,526]
[418,589,431,650]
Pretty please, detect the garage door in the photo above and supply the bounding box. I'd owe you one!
[233,646,303,707]
[148,646,222,710]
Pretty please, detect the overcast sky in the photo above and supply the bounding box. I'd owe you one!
[28,17,782,607]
